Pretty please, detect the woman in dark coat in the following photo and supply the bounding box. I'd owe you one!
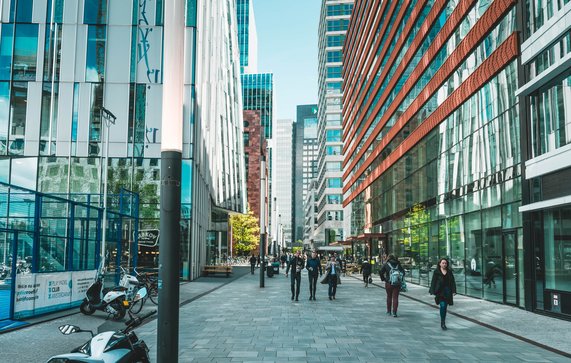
[429,258,457,330]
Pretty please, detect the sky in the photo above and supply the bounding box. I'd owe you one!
[253,0,322,121]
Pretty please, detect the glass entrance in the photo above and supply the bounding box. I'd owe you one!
[503,231,518,305]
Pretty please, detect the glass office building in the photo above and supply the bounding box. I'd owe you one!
[343,1,522,307]
[315,0,353,247]
[293,104,319,245]
[274,118,293,250]
[518,1,571,318]
[0,0,246,280]
[236,0,258,74]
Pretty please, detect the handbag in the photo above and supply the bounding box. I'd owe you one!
[400,279,408,292]
[368,277,373,283]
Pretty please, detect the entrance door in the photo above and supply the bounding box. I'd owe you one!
[503,231,518,305]
[0,231,15,320]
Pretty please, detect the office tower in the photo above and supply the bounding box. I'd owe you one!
[274,118,294,251]
[0,0,245,280]
[518,2,571,318]
[315,0,353,247]
[293,104,319,246]
[236,0,258,73]
[343,1,521,307]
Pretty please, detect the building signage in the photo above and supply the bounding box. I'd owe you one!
[138,229,160,247]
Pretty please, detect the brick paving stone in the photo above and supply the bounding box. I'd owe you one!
[127,268,571,362]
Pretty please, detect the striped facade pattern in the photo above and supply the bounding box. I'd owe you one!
[342,0,519,207]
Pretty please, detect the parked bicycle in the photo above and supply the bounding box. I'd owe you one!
[127,268,158,314]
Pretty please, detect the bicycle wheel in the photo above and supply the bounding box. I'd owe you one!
[148,285,159,305]
[130,296,144,314]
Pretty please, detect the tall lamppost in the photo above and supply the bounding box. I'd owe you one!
[100,106,116,268]
[259,154,266,288]
[158,0,184,360]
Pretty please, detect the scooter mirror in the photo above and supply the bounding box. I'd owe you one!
[58,325,80,335]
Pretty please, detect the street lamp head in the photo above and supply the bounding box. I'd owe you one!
[101,106,117,126]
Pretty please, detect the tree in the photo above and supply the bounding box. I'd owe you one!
[230,208,260,255]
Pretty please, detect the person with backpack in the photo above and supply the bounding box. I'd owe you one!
[380,254,405,317]
[429,257,457,330]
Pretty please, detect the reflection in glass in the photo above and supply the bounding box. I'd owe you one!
[0,82,9,154]
[86,26,106,82]
[13,24,38,81]
[9,82,28,155]
[84,0,107,24]
[0,24,14,81]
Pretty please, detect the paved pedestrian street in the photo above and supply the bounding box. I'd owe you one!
[136,269,571,362]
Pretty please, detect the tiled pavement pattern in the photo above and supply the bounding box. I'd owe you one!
[136,269,571,362]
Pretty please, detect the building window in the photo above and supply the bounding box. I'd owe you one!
[327,66,342,79]
[326,129,341,142]
[243,132,250,147]
[84,0,108,25]
[13,24,38,81]
[327,178,342,188]
[86,25,106,82]
[327,51,342,63]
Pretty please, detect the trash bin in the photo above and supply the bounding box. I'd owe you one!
[267,263,274,278]
[272,262,280,275]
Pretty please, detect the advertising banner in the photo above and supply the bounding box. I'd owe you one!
[14,270,97,318]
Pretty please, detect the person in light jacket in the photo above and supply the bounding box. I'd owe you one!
[321,256,341,300]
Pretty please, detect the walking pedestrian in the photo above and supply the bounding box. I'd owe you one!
[361,259,372,287]
[285,250,305,301]
[249,254,256,274]
[321,255,341,300]
[429,257,457,330]
[306,251,322,300]
[280,254,287,269]
[379,254,405,317]
[256,255,260,267]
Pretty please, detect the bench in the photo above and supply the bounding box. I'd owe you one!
[202,265,233,277]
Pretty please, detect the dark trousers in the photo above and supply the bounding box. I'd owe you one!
[385,282,400,313]
[291,272,301,299]
[328,275,338,297]
[250,264,255,274]
[308,274,318,297]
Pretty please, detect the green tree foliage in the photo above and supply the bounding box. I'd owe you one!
[230,208,260,255]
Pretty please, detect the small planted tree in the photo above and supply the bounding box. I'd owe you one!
[230,208,260,255]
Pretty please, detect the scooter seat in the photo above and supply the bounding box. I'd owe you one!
[102,286,127,295]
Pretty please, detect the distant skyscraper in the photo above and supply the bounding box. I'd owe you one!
[274,118,294,249]
[241,73,274,140]
[236,0,258,73]
[293,104,319,244]
[315,0,353,246]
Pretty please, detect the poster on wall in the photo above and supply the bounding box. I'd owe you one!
[72,270,97,301]
[14,270,97,318]
[14,274,38,314]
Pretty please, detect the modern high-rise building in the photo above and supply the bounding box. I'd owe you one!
[274,118,293,250]
[344,0,522,306]
[0,0,246,281]
[293,104,319,245]
[236,0,258,74]
[518,2,571,318]
[315,0,353,247]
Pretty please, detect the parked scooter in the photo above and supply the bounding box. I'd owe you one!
[46,310,156,363]
[79,265,128,321]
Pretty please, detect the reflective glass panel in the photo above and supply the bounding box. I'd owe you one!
[13,24,38,81]
[0,24,14,81]
[86,26,106,82]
